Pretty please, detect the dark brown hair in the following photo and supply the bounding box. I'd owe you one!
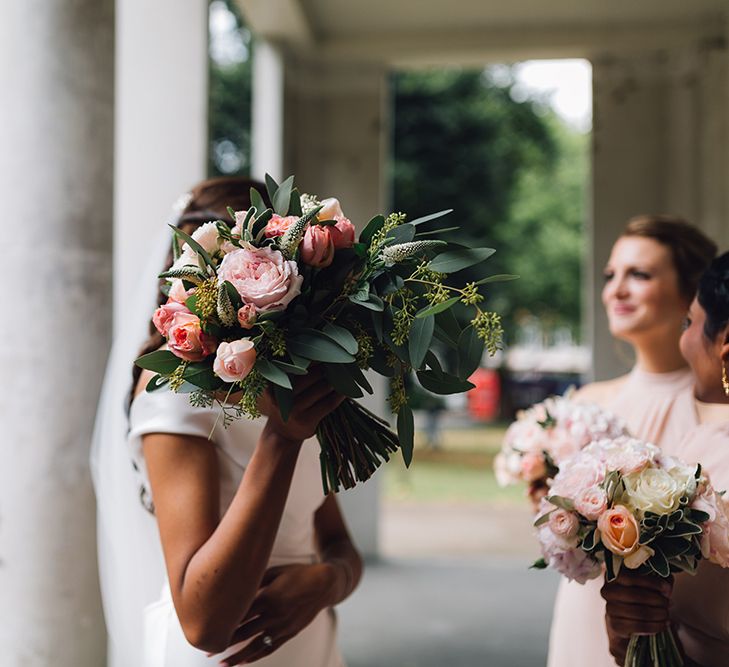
[622,214,718,301]
[128,176,270,406]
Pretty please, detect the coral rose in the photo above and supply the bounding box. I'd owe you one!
[167,312,217,362]
[329,217,356,249]
[153,301,190,337]
[264,214,298,239]
[213,339,257,383]
[218,244,303,313]
[597,505,643,562]
[236,304,257,329]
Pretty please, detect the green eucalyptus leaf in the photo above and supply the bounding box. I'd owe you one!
[397,404,415,467]
[145,373,170,392]
[343,363,374,394]
[271,359,309,376]
[385,223,416,245]
[546,495,575,511]
[250,187,267,214]
[265,173,280,202]
[416,296,461,319]
[428,247,496,273]
[408,314,434,370]
[135,350,182,375]
[534,510,554,527]
[416,370,474,395]
[321,323,359,355]
[474,274,520,285]
[415,226,460,238]
[255,358,292,389]
[183,362,224,390]
[289,333,356,364]
[409,209,453,227]
[359,214,384,245]
[323,364,364,399]
[272,175,295,215]
[170,225,216,269]
[272,384,293,422]
[349,293,385,311]
[456,326,484,381]
[530,558,548,570]
[289,188,303,216]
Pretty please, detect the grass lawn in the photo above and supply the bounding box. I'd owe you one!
[384,424,527,505]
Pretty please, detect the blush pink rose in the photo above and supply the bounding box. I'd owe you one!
[237,303,257,329]
[153,301,190,337]
[329,217,356,249]
[597,505,640,557]
[692,487,729,567]
[167,312,217,362]
[548,508,580,540]
[264,214,298,239]
[550,455,606,499]
[301,225,335,268]
[218,245,303,313]
[213,339,257,383]
[168,279,193,304]
[573,486,608,521]
[520,452,547,483]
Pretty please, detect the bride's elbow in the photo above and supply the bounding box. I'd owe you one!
[180,618,230,655]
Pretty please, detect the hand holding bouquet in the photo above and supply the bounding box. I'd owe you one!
[533,436,729,666]
[136,175,510,493]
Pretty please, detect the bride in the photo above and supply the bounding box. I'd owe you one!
[91,177,362,666]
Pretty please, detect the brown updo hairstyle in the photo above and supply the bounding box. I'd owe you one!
[129,176,270,405]
[622,214,718,301]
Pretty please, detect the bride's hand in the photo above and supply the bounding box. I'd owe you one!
[215,563,341,666]
[259,366,344,444]
[601,571,673,665]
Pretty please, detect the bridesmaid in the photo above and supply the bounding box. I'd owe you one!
[547,215,717,667]
[602,251,729,667]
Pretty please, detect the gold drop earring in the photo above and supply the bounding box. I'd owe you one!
[723,363,729,397]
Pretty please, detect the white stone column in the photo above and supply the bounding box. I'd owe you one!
[0,1,114,664]
[589,44,729,381]
[251,39,285,183]
[284,59,389,557]
[115,0,210,331]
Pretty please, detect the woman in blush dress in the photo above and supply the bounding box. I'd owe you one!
[602,251,729,667]
[547,215,717,667]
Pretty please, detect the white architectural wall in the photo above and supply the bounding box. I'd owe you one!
[115,0,210,332]
[0,1,114,664]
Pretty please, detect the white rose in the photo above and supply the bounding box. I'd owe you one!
[189,221,222,254]
[621,467,685,516]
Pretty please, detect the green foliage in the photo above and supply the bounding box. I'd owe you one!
[392,68,587,339]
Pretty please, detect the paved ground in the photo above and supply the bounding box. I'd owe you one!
[338,556,560,667]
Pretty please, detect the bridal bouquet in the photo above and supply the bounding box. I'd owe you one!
[533,436,729,667]
[494,394,628,488]
[136,175,509,493]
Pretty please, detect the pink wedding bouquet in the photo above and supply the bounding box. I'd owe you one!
[533,435,729,667]
[136,175,508,492]
[494,394,628,489]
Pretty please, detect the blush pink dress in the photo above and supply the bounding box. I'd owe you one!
[661,400,729,667]
[547,366,697,667]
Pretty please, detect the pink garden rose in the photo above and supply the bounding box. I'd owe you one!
[586,437,659,476]
[520,451,547,483]
[264,214,298,239]
[236,303,257,329]
[573,486,608,521]
[168,279,193,304]
[692,487,729,567]
[167,312,217,362]
[549,453,606,498]
[213,339,257,383]
[218,245,303,313]
[537,522,601,584]
[301,225,335,268]
[329,217,356,249]
[548,508,580,540]
[153,301,190,337]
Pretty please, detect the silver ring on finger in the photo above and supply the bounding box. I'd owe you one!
[262,634,274,649]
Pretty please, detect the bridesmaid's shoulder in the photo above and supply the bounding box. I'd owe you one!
[571,374,630,405]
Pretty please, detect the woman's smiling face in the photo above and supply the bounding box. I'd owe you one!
[601,236,688,343]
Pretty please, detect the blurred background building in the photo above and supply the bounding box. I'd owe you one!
[2,0,729,664]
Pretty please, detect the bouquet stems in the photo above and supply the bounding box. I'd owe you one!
[625,628,683,667]
[316,398,400,494]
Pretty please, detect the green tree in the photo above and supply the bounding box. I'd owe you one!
[391,68,587,340]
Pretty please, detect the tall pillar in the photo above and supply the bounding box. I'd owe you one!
[251,39,285,182]
[0,1,114,664]
[284,59,389,558]
[115,0,209,331]
[589,42,728,381]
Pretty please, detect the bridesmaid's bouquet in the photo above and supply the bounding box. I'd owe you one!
[494,394,628,489]
[136,175,509,493]
[532,436,729,667]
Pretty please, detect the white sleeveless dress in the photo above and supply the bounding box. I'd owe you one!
[123,389,345,667]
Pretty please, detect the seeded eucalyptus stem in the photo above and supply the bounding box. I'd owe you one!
[316,398,400,494]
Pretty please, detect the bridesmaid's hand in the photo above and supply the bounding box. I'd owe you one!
[259,366,344,444]
[216,563,341,666]
[601,571,673,665]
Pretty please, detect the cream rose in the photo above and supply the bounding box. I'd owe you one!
[621,467,685,516]
[317,197,344,220]
[218,244,303,313]
[597,505,641,558]
[213,339,257,383]
[189,221,222,255]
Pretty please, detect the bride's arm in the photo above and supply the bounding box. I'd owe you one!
[142,369,342,654]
